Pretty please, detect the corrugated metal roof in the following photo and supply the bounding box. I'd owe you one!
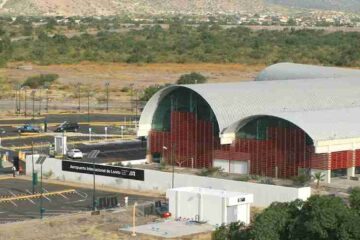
[138,77,360,144]
[255,63,360,81]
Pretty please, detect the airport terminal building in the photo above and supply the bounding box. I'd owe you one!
[138,63,360,183]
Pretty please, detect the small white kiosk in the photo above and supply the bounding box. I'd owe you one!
[54,135,67,155]
[166,187,253,226]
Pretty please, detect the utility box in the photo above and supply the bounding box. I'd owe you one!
[54,136,67,155]
[166,187,253,226]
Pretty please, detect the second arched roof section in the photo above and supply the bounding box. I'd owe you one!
[138,77,360,144]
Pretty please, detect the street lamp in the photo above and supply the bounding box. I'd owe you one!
[31,141,36,194]
[36,155,47,219]
[105,82,109,112]
[77,83,81,112]
[87,150,100,212]
[87,91,91,124]
[21,86,29,118]
[44,88,49,113]
[38,87,42,116]
[163,145,175,188]
[31,90,36,120]
[17,84,22,114]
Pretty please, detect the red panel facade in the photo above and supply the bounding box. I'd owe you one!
[330,151,353,170]
[355,150,360,167]
[149,111,355,178]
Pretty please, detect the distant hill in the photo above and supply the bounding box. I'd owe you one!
[266,0,360,13]
[0,0,268,16]
[0,0,359,16]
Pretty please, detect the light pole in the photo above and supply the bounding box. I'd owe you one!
[132,202,138,237]
[38,87,42,116]
[77,83,81,112]
[17,85,22,115]
[31,141,35,194]
[87,150,100,212]
[87,91,91,124]
[163,145,175,188]
[36,155,47,219]
[105,82,109,112]
[31,90,36,120]
[14,86,18,115]
[45,88,49,113]
[171,144,176,189]
[23,87,28,118]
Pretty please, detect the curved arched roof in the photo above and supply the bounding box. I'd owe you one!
[255,63,360,81]
[138,77,360,147]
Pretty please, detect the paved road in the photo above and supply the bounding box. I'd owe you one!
[0,178,157,224]
[0,113,138,125]
[77,141,146,163]
[0,113,144,163]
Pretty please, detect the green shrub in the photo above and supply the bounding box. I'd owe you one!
[235,175,250,182]
[23,74,59,88]
[198,166,223,176]
[292,173,311,187]
[176,72,207,85]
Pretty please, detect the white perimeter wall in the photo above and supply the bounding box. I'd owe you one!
[26,156,311,207]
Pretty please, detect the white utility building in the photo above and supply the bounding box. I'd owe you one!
[166,187,253,226]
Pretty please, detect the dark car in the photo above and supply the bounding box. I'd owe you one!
[17,124,40,133]
[55,121,79,132]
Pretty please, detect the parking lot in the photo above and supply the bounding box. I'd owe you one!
[0,113,146,164]
[0,178,157,224]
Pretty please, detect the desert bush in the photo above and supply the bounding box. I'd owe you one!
[23,74,59,88]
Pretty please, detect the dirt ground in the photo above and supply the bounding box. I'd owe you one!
[0,209,212,240]
[5,62,263,88]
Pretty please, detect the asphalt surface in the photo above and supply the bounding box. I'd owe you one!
[0,113,146,164]
[0,178,157,224]
[77,141,146,163]
[0,113,139,125]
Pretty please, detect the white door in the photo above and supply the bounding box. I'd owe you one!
[230,161,248,174]
[213,159,230,172]
[227,205,238,224]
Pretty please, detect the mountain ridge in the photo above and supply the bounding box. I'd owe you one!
[0,0,359,16]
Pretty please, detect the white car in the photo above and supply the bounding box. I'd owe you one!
[67,149,83,159]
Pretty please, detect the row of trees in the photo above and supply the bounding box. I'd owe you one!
[139,72,207,101]
[1,24,360,66]
[213,187,360,240]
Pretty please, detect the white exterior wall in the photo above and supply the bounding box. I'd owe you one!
[166,188,252,226]
[26,156,311,207]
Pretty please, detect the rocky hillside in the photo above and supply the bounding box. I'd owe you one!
[267,0,360,13]
[0,0,359,16]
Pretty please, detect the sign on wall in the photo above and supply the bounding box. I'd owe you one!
[62,160,144,181]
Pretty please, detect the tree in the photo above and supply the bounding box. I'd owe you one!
[312,172,325,189]
[349,187,360,215]
[290,195,353,240]
[176,72,207,85]
[139,84,166,101]
[212,221,248,240]
[249,200,302,240]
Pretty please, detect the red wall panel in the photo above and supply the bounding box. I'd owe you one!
[149,111,356,179]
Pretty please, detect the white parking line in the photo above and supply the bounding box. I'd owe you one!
[24,190,37,204]
[7,191,18,207]
[40,188,52,202]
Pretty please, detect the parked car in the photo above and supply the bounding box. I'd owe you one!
[17,124,40,133]
[67,149,83,159]
[55,121,79,132]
